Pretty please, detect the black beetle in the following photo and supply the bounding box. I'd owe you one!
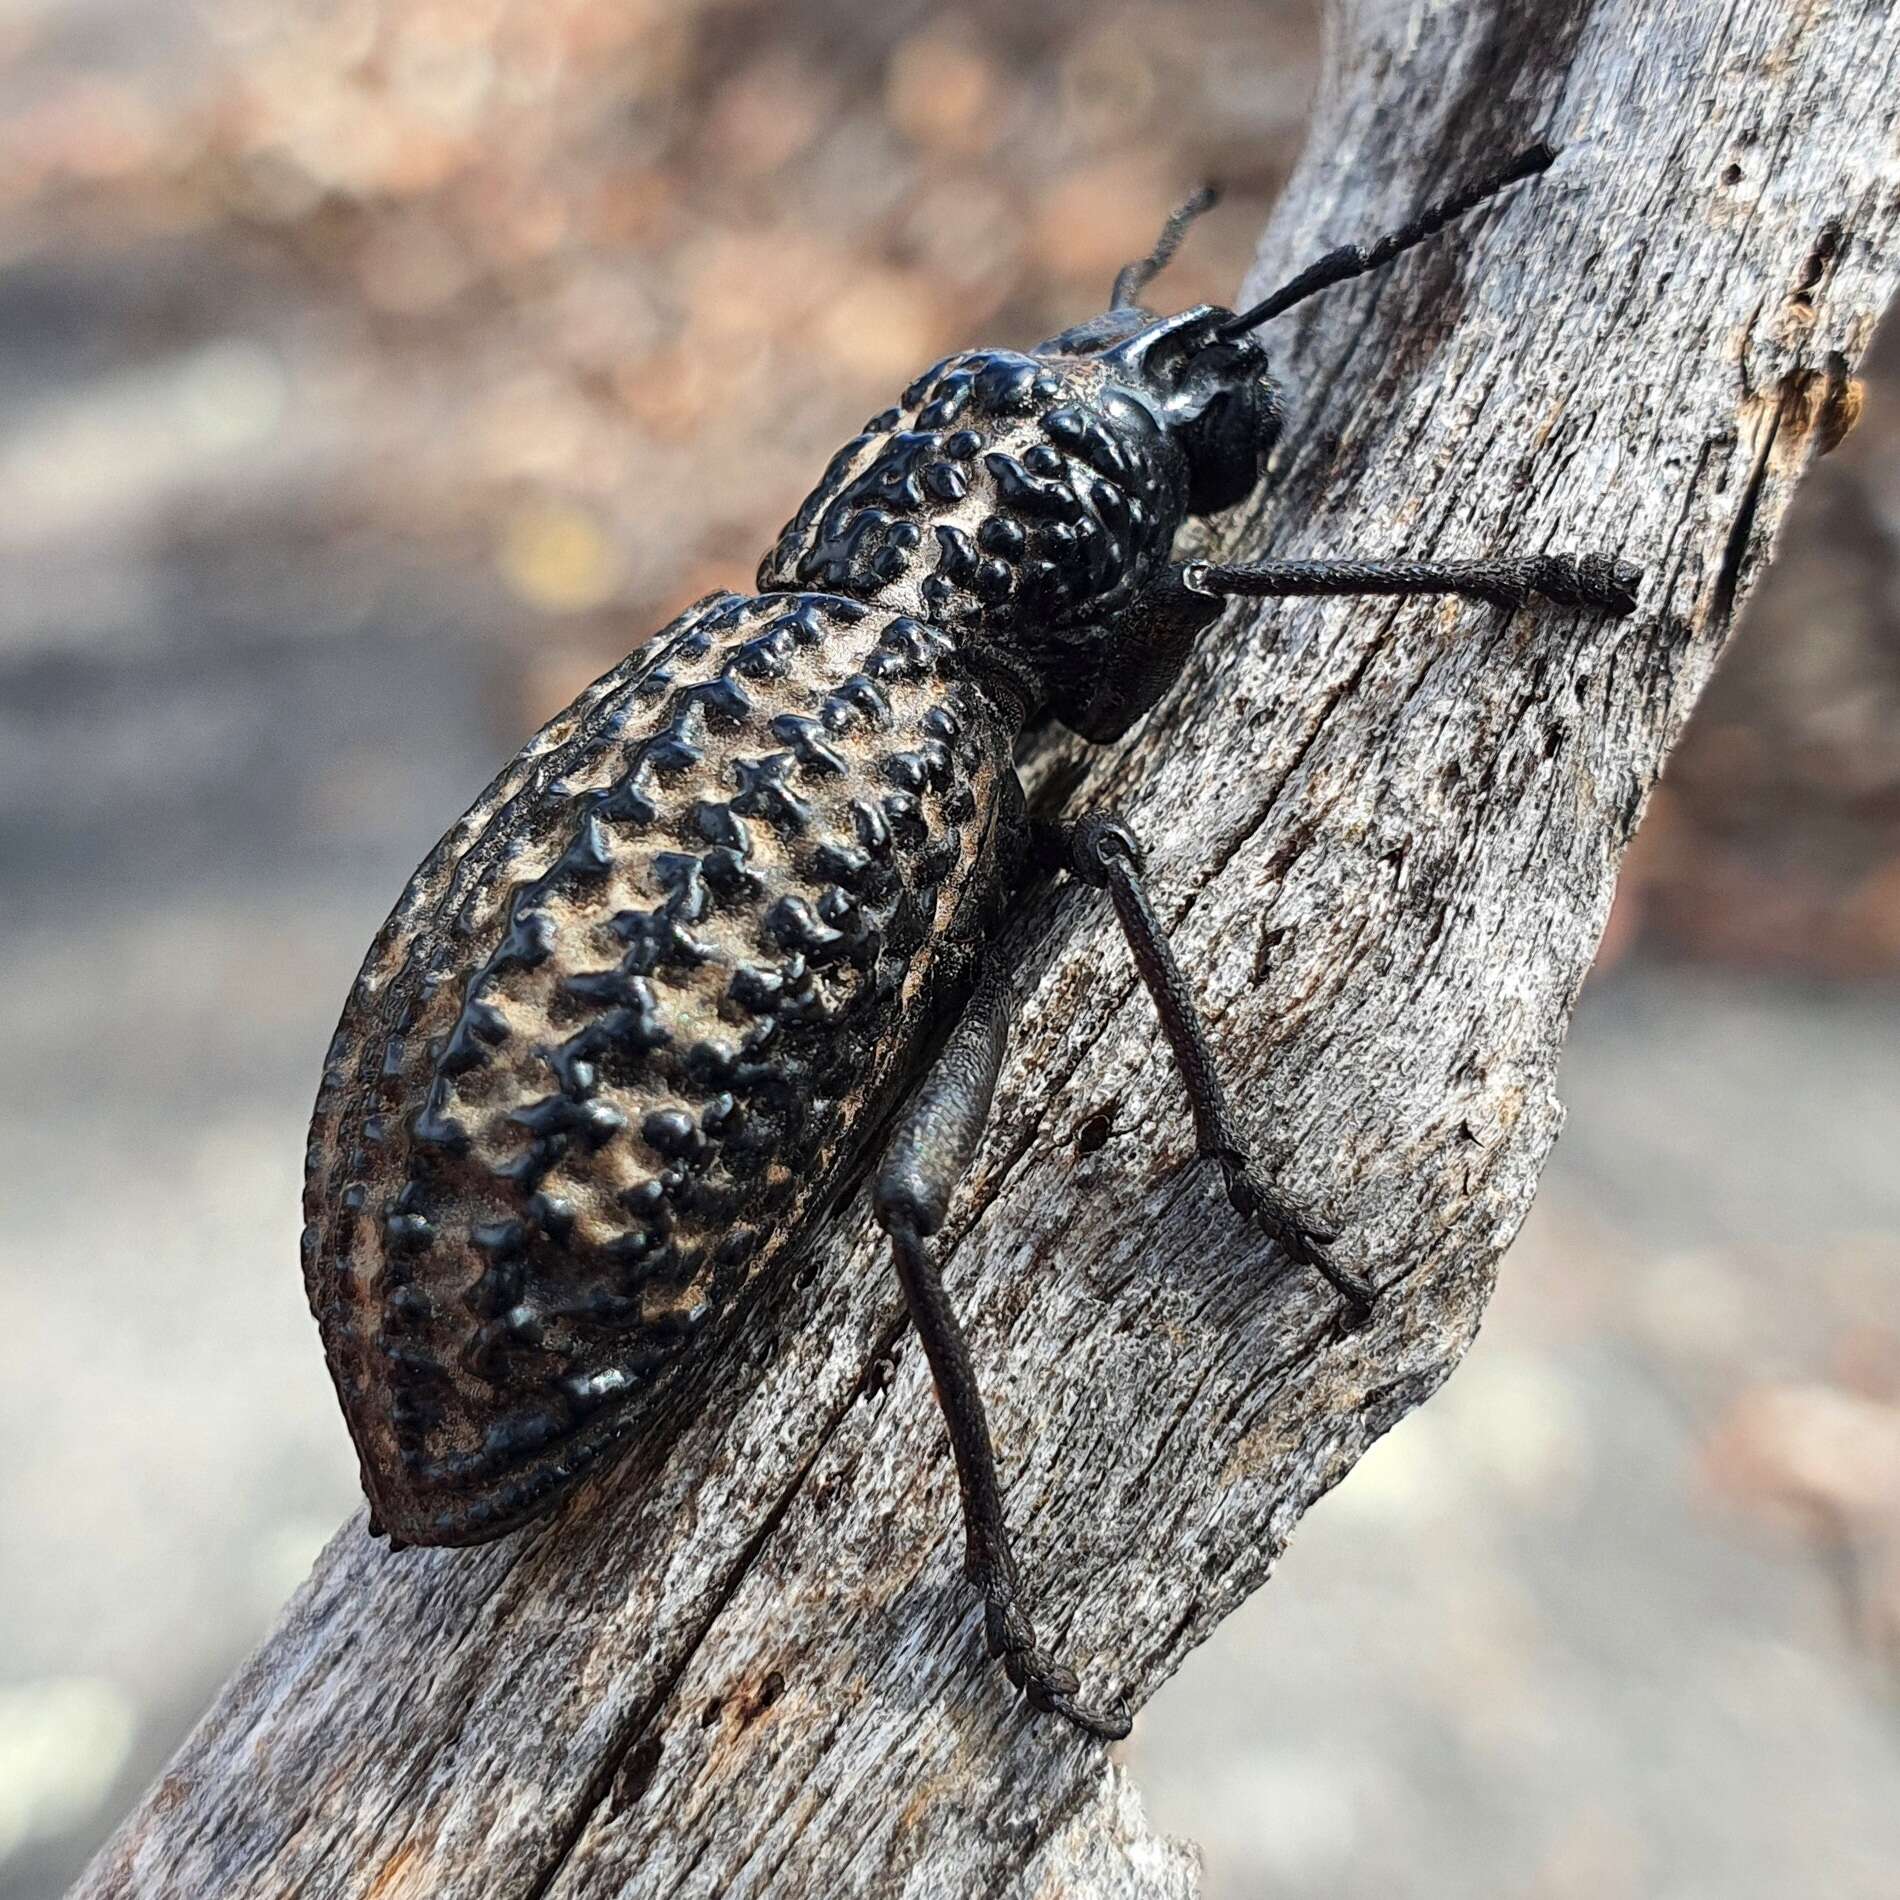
[303,141,1639,1737]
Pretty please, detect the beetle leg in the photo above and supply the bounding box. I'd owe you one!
[1183,552,1642,616]
[1043,811,1375,1315]
[874,961,1131,1742]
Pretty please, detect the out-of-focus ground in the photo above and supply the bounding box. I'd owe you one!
[1,3,1895,1896]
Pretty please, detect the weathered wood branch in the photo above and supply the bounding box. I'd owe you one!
[77,2,1900,1894]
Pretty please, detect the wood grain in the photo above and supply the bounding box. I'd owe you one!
[74,1,1900,1893]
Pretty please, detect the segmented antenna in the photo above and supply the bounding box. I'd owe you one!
[1219,141,1556,336]
[1111,184,1221,309]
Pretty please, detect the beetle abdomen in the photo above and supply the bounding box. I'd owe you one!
[303,589,1016,1544]
[759,348,1186,639]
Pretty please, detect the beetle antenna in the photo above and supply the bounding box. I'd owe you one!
[1111,183,1221,309]
[1218,140,1555,336]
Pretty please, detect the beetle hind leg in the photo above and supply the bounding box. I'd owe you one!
[875,961,1131,1742]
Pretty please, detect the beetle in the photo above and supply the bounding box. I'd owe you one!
[303,140,1640,1738]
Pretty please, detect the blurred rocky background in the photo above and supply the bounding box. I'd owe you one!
[1,2,1895,1896]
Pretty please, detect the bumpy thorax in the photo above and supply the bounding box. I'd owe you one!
[759,348,1190,647]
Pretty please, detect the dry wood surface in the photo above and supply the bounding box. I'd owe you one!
[75,0,1900,1893]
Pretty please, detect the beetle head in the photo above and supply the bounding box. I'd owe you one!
[1040,181,1285,519]
[1037,302,1283,520]
[1112,305,1283,517]
[1048,138,1561,528]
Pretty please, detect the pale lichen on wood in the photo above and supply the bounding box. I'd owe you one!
[75,1,1900,1895]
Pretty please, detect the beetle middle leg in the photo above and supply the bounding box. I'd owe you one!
[1039,811,1374,1313]
[874,960,1131,1740]
[1183,552,1642,617]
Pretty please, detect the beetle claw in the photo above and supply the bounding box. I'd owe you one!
[998,1631,1131,1740]
[1221,1157,1373,1314]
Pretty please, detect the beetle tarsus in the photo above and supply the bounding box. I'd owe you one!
[1219,1152,1373,1314]
[986,1595,1133,1740]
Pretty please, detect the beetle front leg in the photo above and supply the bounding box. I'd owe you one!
[1040,812,1374,1314]
[1184,552,1642,617]
[874,961,1131,1741]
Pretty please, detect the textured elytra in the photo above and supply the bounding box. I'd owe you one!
[304,589,1016,1544]
[760,348,1186,645]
